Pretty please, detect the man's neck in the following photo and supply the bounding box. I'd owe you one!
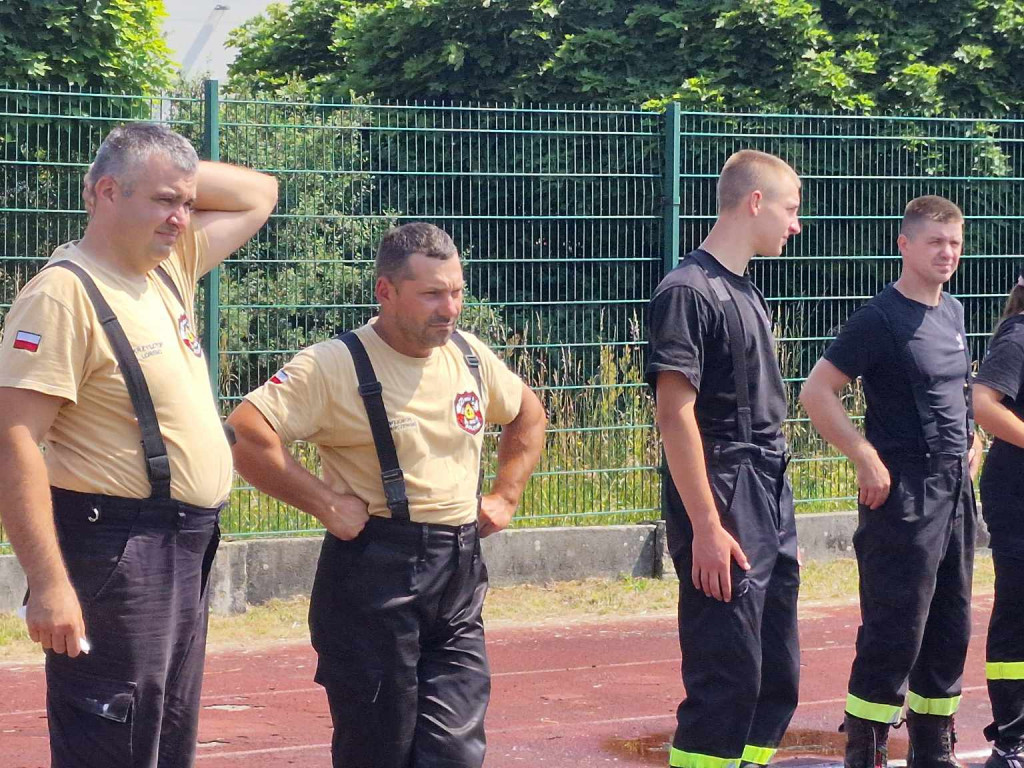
[77,229,149,278]
[699,221,755,276]
[893,272,943,307]
[371,315,432,358]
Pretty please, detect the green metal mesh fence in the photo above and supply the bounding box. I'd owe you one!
[2,85,1022,546]
[674,112,1023,512]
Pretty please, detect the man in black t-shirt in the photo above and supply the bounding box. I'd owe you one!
[801,196,982,768]
[647,149,802,768]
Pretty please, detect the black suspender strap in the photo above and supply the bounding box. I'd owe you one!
[450,330,482,391]
[338,331,411,521]
[451,330,485,499]
[957,305,975,440]
[155,264,187,313]
[692,251,753,444]
[874,303,942,455]
[338,329,489,520]
[49,261,173,500]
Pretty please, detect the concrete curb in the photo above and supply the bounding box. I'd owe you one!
[0,511,991,615]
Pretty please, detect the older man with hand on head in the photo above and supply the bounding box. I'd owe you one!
[0,122,277,768]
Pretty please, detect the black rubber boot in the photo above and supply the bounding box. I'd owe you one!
[906,712,963,768]
[986,741,1024,768]
[843,713,890,768]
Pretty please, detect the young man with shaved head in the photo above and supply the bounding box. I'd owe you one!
[801,196,983,768]
[647,149,803,768]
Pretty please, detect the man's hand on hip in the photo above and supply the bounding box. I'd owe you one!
[317,493,369,540]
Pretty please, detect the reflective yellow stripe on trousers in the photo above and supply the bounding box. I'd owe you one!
[845,693,903,725]
[741,745,777,765]
[906,691,961,716]
[669,748,741,768]
[987,662,1024,680]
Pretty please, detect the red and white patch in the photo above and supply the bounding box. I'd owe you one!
[178,314,202,357]
[13,330,42,352]
[269,369,289,384]
[454,391,483,435]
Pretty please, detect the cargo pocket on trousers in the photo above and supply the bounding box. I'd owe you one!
[47,666,136,765]
[715,461,764,599]
[56,519,136,605]
[314,653,417,761]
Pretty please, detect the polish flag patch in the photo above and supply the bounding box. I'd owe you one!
[13,331,41,352]
[269,369,289,384]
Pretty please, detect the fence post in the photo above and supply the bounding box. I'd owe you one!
[200,79,221,398]
[662,101,681,276]
[659,102,682,526]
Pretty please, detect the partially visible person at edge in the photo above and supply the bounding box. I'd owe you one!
[646,149,803,768]
[0,123,277,767]
[225,222,547,768]
[973,266,1024,768]
[801,195,982,768]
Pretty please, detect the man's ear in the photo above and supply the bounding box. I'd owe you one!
[747,189,764,217]
[376,275,393,305]
[92,175,119,207]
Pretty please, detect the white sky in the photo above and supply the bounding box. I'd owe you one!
[163,0,285,82]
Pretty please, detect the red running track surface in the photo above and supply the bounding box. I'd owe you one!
[0,593,998,767]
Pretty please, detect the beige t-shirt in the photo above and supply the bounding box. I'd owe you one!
[245,323,524,526]
[0,224,232,508]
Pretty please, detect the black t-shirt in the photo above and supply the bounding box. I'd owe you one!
[646,249,787,450]
[975,314,1024,550]
[823,285,971,457]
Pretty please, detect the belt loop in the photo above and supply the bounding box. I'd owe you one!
[175,503,187,531]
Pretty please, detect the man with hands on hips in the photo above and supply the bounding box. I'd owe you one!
[226,222,546,768]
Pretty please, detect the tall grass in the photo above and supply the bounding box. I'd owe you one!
[493,313,661,527]
[220,311,662,536]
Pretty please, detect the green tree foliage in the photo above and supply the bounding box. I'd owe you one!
[228,0,1024,115]
[0,0,174,92]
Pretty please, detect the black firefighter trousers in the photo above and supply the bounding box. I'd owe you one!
[666,441,801,768]
[847,453,975,725]
[45,488,221,768]
[984,549,1024,747]
[310,515,489,768]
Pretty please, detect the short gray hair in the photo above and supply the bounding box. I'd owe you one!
[84,123,199,196]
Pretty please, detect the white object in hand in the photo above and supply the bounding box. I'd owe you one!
[16,606,91,654]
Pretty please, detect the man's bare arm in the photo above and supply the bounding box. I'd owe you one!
[478,383,547,537]
[226,401,368,540]
[192,161,278,274]
[656,371,749,602]
[799,358,891,509]
[0,387,86,656]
